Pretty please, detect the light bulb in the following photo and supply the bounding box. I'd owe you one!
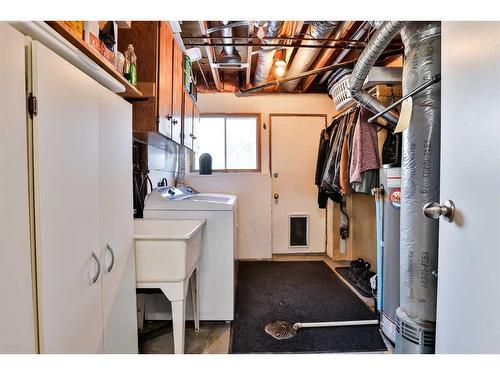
[274,60,286,78]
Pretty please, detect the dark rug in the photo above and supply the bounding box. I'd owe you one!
[230,261,386,353]
[335,266,375,298]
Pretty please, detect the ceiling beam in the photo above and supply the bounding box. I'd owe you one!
[198,21,222,91]
[245,23,254,87]
[301,21,357,92]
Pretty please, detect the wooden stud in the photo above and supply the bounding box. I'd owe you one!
[198,21,222,92]
[300,21,357,92]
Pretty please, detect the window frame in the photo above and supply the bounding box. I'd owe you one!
[190,113,262,173]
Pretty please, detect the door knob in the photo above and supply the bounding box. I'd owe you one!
[422,199,455,222]
[273,193,279,200]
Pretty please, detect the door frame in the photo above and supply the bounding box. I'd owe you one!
[268,113,328,255]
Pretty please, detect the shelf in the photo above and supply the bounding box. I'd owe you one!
[136,82,156,99]
[46,21,143,99]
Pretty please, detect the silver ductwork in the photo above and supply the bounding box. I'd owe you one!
[219,21,241,64]
[282,21,339,92]
[347,21,406,124]
[396,21,441,354]
[253,21,285,85]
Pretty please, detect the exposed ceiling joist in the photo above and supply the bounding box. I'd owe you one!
[198,21,222,91]
[300,21,357,92]
[245,23,254,87]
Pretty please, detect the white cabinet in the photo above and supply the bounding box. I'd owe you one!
[98,86,138,353]
[25,38,136,353]
[0,23,37,354]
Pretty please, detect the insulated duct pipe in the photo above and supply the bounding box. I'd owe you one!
[396,22,441,354]
[253,21,285,85]
[219,21,240,63]
[347,21,406,125]
[282,21,339,92]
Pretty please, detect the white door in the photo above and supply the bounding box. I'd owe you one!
[32,41,103,353]
[0,23,37,354]
[436,22,500,353]
[98,86,138,353]
[271,115,327,254]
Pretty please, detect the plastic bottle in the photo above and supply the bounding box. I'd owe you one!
[124,44,137,86]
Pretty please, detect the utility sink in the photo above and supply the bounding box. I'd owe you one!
[134,219,206,283]
[134,219,206,354]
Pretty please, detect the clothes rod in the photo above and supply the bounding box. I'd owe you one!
[367,74,441,124]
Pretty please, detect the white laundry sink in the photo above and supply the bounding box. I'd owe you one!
[134,219,206,283]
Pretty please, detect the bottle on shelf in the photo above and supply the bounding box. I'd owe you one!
[124,44,137,86]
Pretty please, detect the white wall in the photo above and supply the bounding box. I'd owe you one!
[186,93,336,259]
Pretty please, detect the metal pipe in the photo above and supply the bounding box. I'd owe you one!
[184,36,369,44]
[367,74,441,124]
[221,21,234,56]
[293,319,379,330]
[206,21,250,34]
[282,21,340,92]
[239,48,403,93]
[348,21,407,125]
[185,42,368,49]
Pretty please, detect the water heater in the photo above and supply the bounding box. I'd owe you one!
[379,164,401,344]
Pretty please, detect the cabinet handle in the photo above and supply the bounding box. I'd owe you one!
[172,119,178,125]
[167,114,172,121]
[91,252,101,284]
[106,243,115,273]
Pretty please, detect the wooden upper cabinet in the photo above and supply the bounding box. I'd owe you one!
[119,21,184,145]
[158,22,174,138]
[171,41,184,144]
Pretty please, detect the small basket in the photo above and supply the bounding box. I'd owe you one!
[328,74,354,111]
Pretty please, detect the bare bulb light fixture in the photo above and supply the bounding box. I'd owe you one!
[274,60,286,78]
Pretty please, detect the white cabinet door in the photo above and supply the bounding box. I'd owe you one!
[436,22,500,353]
[98,86,138,353]
[32,41,103,353]
[0,23,37,354]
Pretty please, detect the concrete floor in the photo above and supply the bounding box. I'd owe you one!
[140,254,392,354]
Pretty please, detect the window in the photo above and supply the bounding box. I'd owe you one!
[193,114,260,172]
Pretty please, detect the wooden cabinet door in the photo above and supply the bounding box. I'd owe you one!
[192,104,200,152]
[98,87,138,354]
[32,41,103,353]
[158,22,173,138]
[183,92,193,149]
[171,41,184,144]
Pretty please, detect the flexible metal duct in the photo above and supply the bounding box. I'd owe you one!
[219,21,241,63]
[253,21,285,85]
[282,21,339,92]
[398,21,441,324]
[347,21,406,124]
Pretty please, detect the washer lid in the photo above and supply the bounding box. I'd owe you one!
[144,190,237,211]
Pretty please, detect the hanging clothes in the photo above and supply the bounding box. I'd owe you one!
[349,108,381,188]
[339,108,359,195]
[315,119,342,207]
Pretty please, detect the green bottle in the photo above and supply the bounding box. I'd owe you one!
[125,44,137,86]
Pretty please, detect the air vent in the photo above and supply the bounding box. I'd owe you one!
[289,215,309,247]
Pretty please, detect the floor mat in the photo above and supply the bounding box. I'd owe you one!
[335,266,375,298]
[230,261,386,353]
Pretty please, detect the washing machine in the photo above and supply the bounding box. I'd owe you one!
[142,186,238,321]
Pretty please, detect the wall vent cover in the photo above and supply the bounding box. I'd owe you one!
[289,215,309,247]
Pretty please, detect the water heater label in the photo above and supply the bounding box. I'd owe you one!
[389,188,401,209]
[387,169,401,188]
